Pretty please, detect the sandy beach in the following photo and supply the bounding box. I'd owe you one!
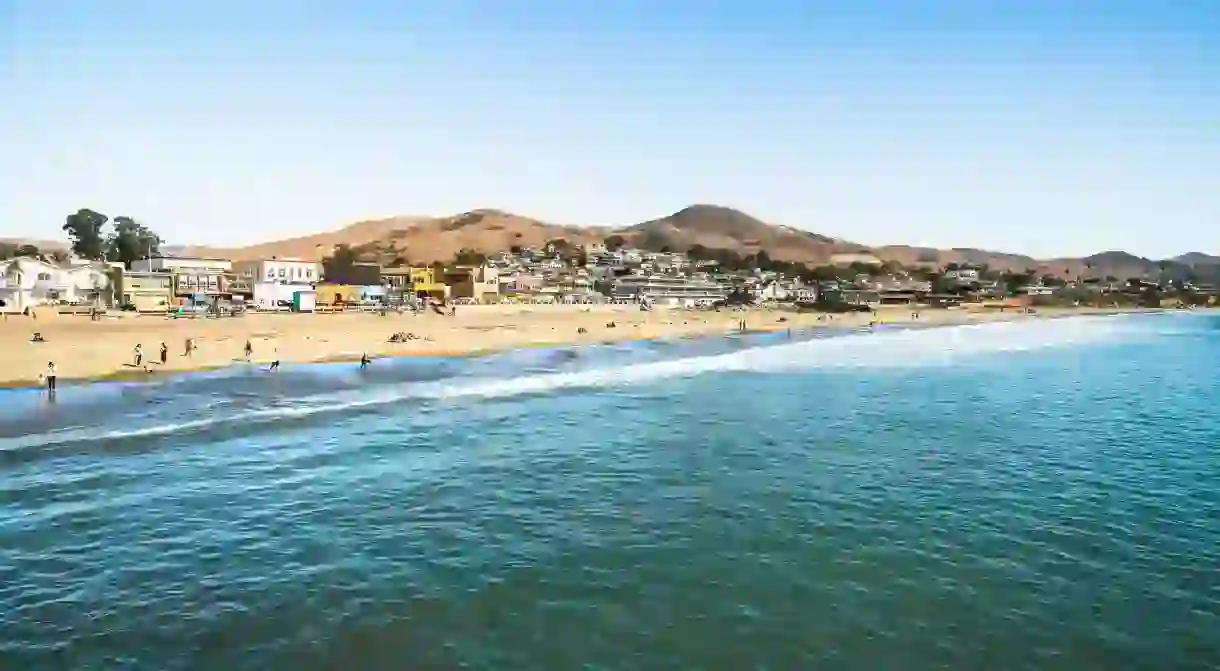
[0,304,1141,388]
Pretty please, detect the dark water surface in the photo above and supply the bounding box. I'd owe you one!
[2,314,1218,669]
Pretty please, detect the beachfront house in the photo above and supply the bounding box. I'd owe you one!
[0,257,113,313]
[443,264,501,304]
[408,266,447,300]
[132,255,231,302]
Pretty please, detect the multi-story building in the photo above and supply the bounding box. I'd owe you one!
[611,274,727,307]
[443,265,501,303]
[232,258,320,309]
[409,266,447,299]
[233,258,320,286]
[132,255,231,299]
[115,270,173,312]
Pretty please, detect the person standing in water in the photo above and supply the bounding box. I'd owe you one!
[45,361,57,392]
[360,353,370,370]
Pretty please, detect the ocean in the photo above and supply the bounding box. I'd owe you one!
[1,313,1218,670]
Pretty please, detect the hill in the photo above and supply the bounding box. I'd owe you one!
[622,205,844,264]
[168,204,1215,281]
[186,210,607,265]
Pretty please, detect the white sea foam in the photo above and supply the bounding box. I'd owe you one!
[1,316,1142,450]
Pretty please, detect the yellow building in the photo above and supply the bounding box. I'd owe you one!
[409,266,447,299]
[314,283,363,305]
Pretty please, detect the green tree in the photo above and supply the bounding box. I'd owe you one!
[807,265,839,282]
[1002,271,1035,296]
[604,234,626,251]
[322,244,359,279]
[15,244,40,257]
[107,216,163,268]
[63,208,109,259]
[453,248,487,266]
[0,242,14,260]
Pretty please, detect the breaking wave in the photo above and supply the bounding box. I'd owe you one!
[0,315,1147,453]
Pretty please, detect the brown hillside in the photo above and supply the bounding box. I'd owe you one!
[175,204,1211,280]
[624,205,846,263]
[187,210,609,264]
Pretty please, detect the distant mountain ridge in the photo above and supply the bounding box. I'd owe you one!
[57,204,1213,280]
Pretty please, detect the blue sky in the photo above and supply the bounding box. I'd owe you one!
[2,0,1217,258]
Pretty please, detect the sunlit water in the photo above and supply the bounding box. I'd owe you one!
[2,314,1218,669]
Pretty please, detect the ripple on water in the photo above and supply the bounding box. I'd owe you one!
[1,315,1219,669]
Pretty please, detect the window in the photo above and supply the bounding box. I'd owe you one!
[37,272,51,281]
[305,269,313,279]
[277,268,286,278]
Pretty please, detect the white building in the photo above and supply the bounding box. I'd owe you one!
[0,257,112,313]
[231,258,321,309]
[233,258,320,285]
[943,268,981,284]
[829,252,883,267]
[612,274,727,307]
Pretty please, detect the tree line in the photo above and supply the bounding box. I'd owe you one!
[58,208,164,269]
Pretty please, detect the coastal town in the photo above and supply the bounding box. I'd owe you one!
[2,230,1218,388]
[3,237,1218,318]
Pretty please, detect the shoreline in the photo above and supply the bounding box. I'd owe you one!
[0,305,1164,390]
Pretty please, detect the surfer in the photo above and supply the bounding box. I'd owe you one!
[360,353,370,370]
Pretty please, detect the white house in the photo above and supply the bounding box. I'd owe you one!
[0,257,112,313]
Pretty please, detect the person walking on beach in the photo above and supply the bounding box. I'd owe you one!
[244,339,254,359]
[133,344,143,367]
[45,361,57,392]
[160,342,168,365]
[360,353,370,370]
[184,338,194,357]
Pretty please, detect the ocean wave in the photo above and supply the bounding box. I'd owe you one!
[0,316,1143,453]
